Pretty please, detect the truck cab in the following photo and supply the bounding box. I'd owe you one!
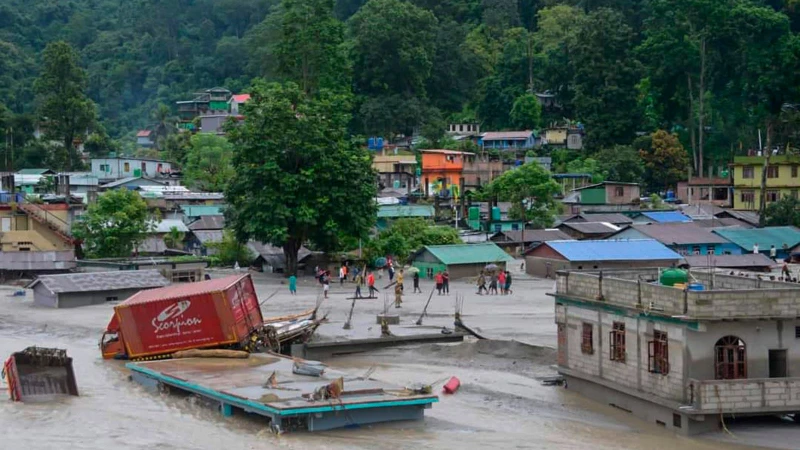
[100,315,125,359]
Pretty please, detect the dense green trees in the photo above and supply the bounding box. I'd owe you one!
[3,0,800,193]
[482,162,562,227]
[73,189,152,258]
[183,134,234,192]
[364,218,462,263]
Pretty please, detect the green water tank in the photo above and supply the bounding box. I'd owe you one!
[468,206,480,220]
[491,206,501,221]
[660,268,688,286]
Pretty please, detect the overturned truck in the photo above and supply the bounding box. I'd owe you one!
[3,347,79,402]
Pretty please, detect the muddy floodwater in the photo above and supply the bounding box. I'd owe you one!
[0,268,793,449]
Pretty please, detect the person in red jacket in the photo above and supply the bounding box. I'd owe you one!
[367,271,377,298]
[435,271,444,295]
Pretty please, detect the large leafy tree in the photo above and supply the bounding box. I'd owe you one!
[510,93,542,129]
[765,196,800,227]
[73,189,152,258]
[184,134,235,192]
[596,145,645,184]
[349,0,438,136]
[364,218,461,263]
[638,130,690,192]
[150,104,177,150]
[225,81,377,276]
[34,41,97,170]
[482,162,562,227]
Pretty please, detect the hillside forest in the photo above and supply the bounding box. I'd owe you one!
[3,0,800,188]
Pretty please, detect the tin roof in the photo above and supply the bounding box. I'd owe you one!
[231,94,251,103]
[136,130,152,137]
[101,177,167,189]
[713,226,800,250]
[180,205,224,217]
[420,242,514,265]
[188,215,225,230]
[480,131,533,140]
[17,168,55,175]
[121,274,249,306]
[558,222,621,234]
[639,211,692,223]
[563,213,633,225]
[683,253,775,269]
[193,230,224,244]
[539,239,681,262]
[614,223,730,245]
[573,181,640,191]
[151,219,189,233]
[27,270,169,294]
[491,229,573,243]
[694,218,752,229]
[377,204,434,218]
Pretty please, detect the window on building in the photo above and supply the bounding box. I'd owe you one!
[614,186,625,197]
[706,245,715,255]
[793,166,798,178]
[795,326,800,338]
[766,190,780,202]
[740,190,755,205]
[105,296,118,302]
[692,246,701,255]
[713,188,728,201]
[581,323,594,355]
[123,162,130,172]
[714,336,747,380]
[767,166,779,178]
[673,413,682,429]
[648,330,669,374]
[99,164,109,172]
[511,223,520,231]
[743,166,754,179]
[609,322,626,362]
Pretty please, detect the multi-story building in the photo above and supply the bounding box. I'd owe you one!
[732,154,800,210]
[479,131,537,152]
[372,149,418,191]
[554,268,800,435]
[176,87,232,131]
[91,157,173,182]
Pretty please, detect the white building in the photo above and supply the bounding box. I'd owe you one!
[91,157,173,181]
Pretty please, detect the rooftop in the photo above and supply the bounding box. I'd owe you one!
[101,177,168,189]
[713,226,800,250]
[491,229,573,243]
[188,215,225,230]
[180,205,225,217]
[639,211,692,223]
[683,253,775,269]
[615,223,729,245]
[17,168,55,175]
[420,242,514,265]
[193,230,224,244]
[419,149,470,155]
[136,130,152,137]
[377,204,434,218]
[558,222,621,235]
[120,274,247,306]
[537,239,682,262]
[480,131,533,140]
[573,181,640,191]
[26,270,169,294]
[151,219,190,233]
[231,94,251,103]
[562,213,633,225]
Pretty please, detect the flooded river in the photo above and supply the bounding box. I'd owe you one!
[0,276,790,449]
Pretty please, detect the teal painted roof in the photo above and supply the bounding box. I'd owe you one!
[180,205,224,217]
[713,226,800,250]
[377,204,434,218]
[17,168,53,175]
[421,243,514,265]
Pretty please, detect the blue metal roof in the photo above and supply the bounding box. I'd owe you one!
[545,239,682,262]
[640,211,692,223]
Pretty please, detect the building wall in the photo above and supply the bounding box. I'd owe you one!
[0,208,72,252]
[91,158,172,179]
[525,257,679,277]
[56,288,148,308]
[733,156,800,210]
[483,137,534,150]
[605,184,640,205]
[578,187,606,205]
[558,301,688,403]
[32,284,57,307]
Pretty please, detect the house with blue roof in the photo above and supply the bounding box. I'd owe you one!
[607,223,741,256]
[635,211,692,224]
[524,239,683,277]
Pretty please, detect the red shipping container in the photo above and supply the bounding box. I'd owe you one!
[102,274,264,359]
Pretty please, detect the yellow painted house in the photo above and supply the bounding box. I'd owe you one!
[732,155,800,210]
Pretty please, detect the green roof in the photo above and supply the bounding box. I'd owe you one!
[180,205,225,217]
[17,168,53,175]
[713,226,800,250]
[377,204,434,218]
[420,242,514,265]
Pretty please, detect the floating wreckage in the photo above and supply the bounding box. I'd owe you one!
[3,347,79,402]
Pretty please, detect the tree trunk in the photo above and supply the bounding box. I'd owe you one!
[687,74,698,173]
[64,134,73,171]
[697,37,707,180]
[283,239,302,277]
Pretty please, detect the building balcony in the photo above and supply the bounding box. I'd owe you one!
[688,378,800,414]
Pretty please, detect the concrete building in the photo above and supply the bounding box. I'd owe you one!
[479,131,536,152]
[100,176,167,191]
[136,130,155,148]
[372,150,418,191]
[411,242,514,279]
[607,223,741,256]
[27,270,169,308]
[553,268,800,435]
[677,176,732,207]
[732,154,800,210]
[91,157,173,181]
[525,239,682,277]
[562,182,641,214]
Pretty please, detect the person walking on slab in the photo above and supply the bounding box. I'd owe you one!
[367,271,377,297]
[413,271,421,293]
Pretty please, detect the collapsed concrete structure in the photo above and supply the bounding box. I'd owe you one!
[552,268,800,435]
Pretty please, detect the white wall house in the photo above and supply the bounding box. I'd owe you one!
[91,157,173,180]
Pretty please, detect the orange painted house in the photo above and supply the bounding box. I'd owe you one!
[420,150,465,196]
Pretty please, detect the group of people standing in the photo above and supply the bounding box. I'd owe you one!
[476,270,513,295]
[433,271,450,295]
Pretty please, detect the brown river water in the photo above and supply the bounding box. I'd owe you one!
[0,277,790,449]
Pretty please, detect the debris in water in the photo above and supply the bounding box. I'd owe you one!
[3,347,79,402]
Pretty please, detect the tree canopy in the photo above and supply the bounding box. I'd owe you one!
[72,189,152,258]
[482,162,561,227]
[184,134,235,192]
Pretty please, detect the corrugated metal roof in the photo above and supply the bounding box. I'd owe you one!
[421,243,514,265]
[188,215,225,230]
[684,254,775,269]
[136,130,152,137]
[573,181,640,191]
[639,211,692,223]
[713,226,800,250]
[152,219,189,233]
[564,213,633,225]
[619,223,730,245]
[377,204,434,218]
[558,222,620,234]
[719,210,760,226]
[120,274,247,306]
[694,218,752,229]
[27,270,169,294]
[180,205,224,217]
[481,131,533,140]
[492,229,573,243]
[231,94,250,103]
[542,239,682,262]
[247,242,313,269]
[193,230,224,244]
[17,168,54,175]
[102,177,167,189]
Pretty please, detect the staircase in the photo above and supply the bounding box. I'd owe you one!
[17,203,76,245]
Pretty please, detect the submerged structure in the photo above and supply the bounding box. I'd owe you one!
[552,268,800,435]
